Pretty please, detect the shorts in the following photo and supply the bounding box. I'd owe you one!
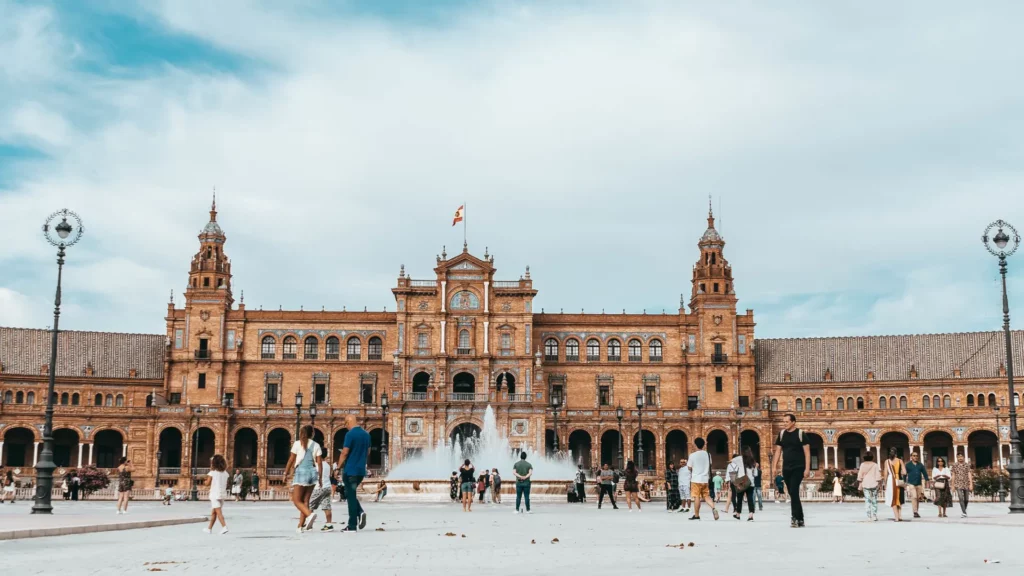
[461,482,474,494]
[309,486,332,511]
[690,482,710,501]
[3,486,15,494]
[679,484,691,499]
[231,486,241,495]
[210,499,223,509]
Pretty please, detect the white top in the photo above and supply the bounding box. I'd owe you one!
[932,467,951,480]
[207,470,229,501]
[291,440,323,463]
[688,450,712,483]
[677,466,692,485]
[727,456,753,482]
[319,459,333,486]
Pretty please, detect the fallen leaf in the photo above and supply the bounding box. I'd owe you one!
[461,534,467,538]
[445,532,456,537]
[531,540,536,544]
[551,538,560,543]
[688,542,695,547]
[376,528,385,532]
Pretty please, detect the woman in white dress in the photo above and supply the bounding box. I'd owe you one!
[832,472,844,502]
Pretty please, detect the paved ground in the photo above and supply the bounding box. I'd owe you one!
[1,498,1020,575]
[0,499,205,539]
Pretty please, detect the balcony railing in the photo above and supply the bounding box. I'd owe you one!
[326,353,339,360]
[368,353,382,361]
[267,468,286,477]
[712,353,728,364]
[409,279,436,287]
[565,355,579,362]
[628,355,642,362]
[650,355,663,363]
[347,353,361,361]
[194,350,210,360]
[305,353,318,360]
[493,280,520,288]
[587,355,600,362]
[405,392,428,401]
[456,348,472,356]
[158,467,181,476]
[508,394,531,403]
[283,353,297,360]
[544,355,558,362]
[450,393,489,402]
[261,353,275,360]
[608,355,621,362]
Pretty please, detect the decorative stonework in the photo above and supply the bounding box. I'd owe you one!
[909,427,924,442]
[500,302,512,312]
[1000,426,1011,440]
[540,332,668,341]
[823,429,836,443]
[449,291,480,310]
[952,426,967,441]
[405,418,424,436]
[258,329,386,338]
[865,428,881,442]
[511,419,529,436]
[417,301,429,311]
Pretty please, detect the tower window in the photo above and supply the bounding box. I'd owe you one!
[713,283,719,293]
[699,283,706,293]
[711,253,716,265]
[217,278,223,287]
[198,373,206,389]
[203,277,210,287]
[715,376,723,392]
[192,279,197,287]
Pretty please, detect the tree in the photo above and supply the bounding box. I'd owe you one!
[75,466,111,498]
[818,468,862,497]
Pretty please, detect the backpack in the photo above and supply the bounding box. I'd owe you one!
[778,429,805,443]
[575,470,586,484]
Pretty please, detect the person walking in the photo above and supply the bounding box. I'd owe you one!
[231,469,243,501]
[61,477,69,501]
[882,448,907,522]
[513,451,533,514]
[450,471,460,502]
[250,471,261,501]
[336,414,370,532]
[774,471,786,503]
[597,463,618,509]
[623,460,641,511]
[459,459,476,512]
[479,469,491,503]
[772,413,811,528]
[728,447,757,521]
[575,465,587,504]
[832,471,844,503]
[665,462,680,512]
[305,453,336,532]
[203,454,230,534]
[283,424,322,533]
[492,468,502,504]
[752,461,763,511]
[950,453,973,518]
[931,457,952,518]
[857,451,881,521]
[687,437,719,521]
[70,472,80,501]
[677,458,691,513]
[2,469,16,503]
[904,452,929,519]
[115,457,133,515]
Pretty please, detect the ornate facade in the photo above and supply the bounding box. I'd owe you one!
[1,200,1022,488]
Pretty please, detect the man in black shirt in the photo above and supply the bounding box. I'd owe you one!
[772,413,811,527]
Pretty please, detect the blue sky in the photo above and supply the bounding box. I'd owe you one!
[1,0,1022,338]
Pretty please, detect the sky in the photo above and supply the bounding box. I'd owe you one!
[1,0,1023,339]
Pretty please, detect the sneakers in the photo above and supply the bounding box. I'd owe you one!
[296,527,304,534]
[791,519,798,528]
[514,509,521,514]
[913,513,921,518]
[358,512,367,529]
[202,528,211,534]
[961,513,967,518]
[797,520,805,528]
[712,509,719,521]
[689,516,701,520]
[339,527,355,533]
[305,513,318,531]
[525,510,532,514]
[220,527,229,535]
[320,524,335,532]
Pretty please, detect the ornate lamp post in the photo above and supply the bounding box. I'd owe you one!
[380,393,389,474]
[155,450,162,488]
[190,405,204,501]
[32,209,84,515]
[616,405,624,469]
[294,392,304,438]
[982,219,1024,513]
[635,390,645,471]
[551,394,562,453]
[994,403,1008,502]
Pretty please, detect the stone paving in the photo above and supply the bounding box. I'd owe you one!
[0,499,205,539]
[1,499,1021,575]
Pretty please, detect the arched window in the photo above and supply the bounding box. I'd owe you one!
[649,340,663,362]
[899,396,908,409]
[607,339,621,361]
[796,399,803,411]
[966,394,975,407]
[145,394,153,407]
[52,392,58,404]
[325,336,340,360]
[565,339,580,362]
[889,395,897,409]
[879,396,887,409]
[105,394,113,407]
[15,391,24,404]
[943,395,951,408]
[3,391,12,403]
[544,338,559,361]
[977,394,986,407]
[770,399,778,411]
[989,393,997,406]
[115,394,124,407]
[1014,392,1020,406]
[60,392,69,405]
[26,392,35,404]
[805,398,812,410]
[368,336,383,360]
[282,336,298,359]
[847,397,854,411]
[586,339,600,361]
[458,330,471,354]
[627,339,642,362]
[346,337,361,360]
[94,393,102,406]
[933,395,940,408]
[837,397,845,410]
[923,395,931,409]
[856,397,864,410]
[304,336,319,360]
[261,336,276,359]
[814,398,822,411]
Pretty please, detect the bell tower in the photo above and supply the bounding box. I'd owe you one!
[689,200,736,310]
[185,191,233,307]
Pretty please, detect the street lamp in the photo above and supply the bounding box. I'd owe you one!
[551,394,562,453]
[294,391,304,438]
[982,219,1024,513]
[616,405,624,470]
[155,450,162,488]
[380,393,389,474]
[32,209,84,515]
[190,405,204,501]
[635,390,645,471]
[995,403,1008,502]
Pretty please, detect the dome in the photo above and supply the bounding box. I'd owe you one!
[700,226,722,243]
[202,220,224,236]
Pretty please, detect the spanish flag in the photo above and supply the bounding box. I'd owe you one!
[452,205,465,227]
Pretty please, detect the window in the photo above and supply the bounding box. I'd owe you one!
[796,399,803,411]
[203,277,210,287]
[879,397,887,409]
[2,391,10,403]
[737,335,746,354]
[198,374,207,389]
[223,392,234,406]
[607,339,621,362]
[977,394,986,407]
[565,339,580,362]
[699,283,706,293]
[104,394,113,407]
[52,392,58,405]
[814,398,822,411]
[628,339,642,362]
[71,393,80,405]
[1015,392,1020,406]
[943,395,951,408]
[501,333,511,350]
[837,397,845,410]
[368,336,383,360]
[418,333,429,349]
[715,376,723,392]
[361,383,375,405]
[174,329,183,349]
[267,382,279,404]
[770,398,778,411]
[458,331,471,355]
[933,395,940,408]
[649,340,662,362]
[26,392,34,404]
[544,338,559,361]
[847,396,854,410]
[326,336,340,360]
[115,394,124,407]
[60,392,69,405]
[739,395,749,408]
[304,336,319,360]
[966,394,975,407]
[599,386,610,406]
[889,395,896,409]
[347,337,361,360]
[899,396,907,409]
[261,336,276,359]
[93,393,101,405]
[712,343,726,363]
[550,385,564,407]
[688,335,696,353]
[15,391,24,404]
[145,394,153,407]
[282,336,297,360]
[217,278,223,287]
[688,396,699,410]
[989,393,997,406]
[197,338,209,359]
[856,397,864,410]
[645,386,657,407]
[169,392,181,404]
[315,382,327,404]
[586,339,600,361]
[923,395,931,409]
[713,283,719,293]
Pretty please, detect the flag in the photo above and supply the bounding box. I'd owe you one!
[452,205,465,226]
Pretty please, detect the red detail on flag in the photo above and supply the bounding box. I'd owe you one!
[452,205,465,226]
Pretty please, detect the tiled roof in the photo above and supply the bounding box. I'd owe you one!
[754,330,1024,383]
[0,327,165,379]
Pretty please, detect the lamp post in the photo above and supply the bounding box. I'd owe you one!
[982,219,1024,513]
[190,405,204,501]
[155,450,162,488]
[995,404,1008,502]
[616,405,624,470]
[635,390,644,471]
[380,393,389,474]
[551,394,562,453]
[32,209,84,515]
[294,392,303,438]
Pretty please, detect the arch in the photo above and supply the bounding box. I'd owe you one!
[880,431,910,460]
[586,338,601,361]
[923,395,931,409]
[52,428,80,467]
[989,393,997,406]
[189,427,215,470]
[705,429,729,469]
[814,398,822,411]
[412,371,431,394]
[71,392,80,405]
[458,329,471,350]
[94,429,124,468]
[60,392,69,405]
[544,338,559,360]
[233,427,258,468]
[449,422,481,447]
[805,398,812,410]
[804,432,824,470]
[632,429,655,471]
[304,335,319,360]
[368,428,387,467]
[770,398,778,411]
[452,372,475,394]
[977,393,986,407]
[942,394,951,408]
[261,335,276,359]
[15,391,23,404]
[2,427,35,467]
[923,431,954,468]
[332,428,349,461]
[837,432,866,470]
[607,338,621,361]
[879,396,887,410]
[367,336,383,360]
[115,394,124,407]
[94,393,102,406]
[966,394,975,407]
[158,427,183,468]
[267,428,291,467]
[565,338,580,361]
[856,397,864,410]
[325,336,340,360]
[899,396,908,409]
[2,391,10,404]
[932,395,940,408]
[346,336,361,360]
[888,395,896,409]
[568,430,592,468]
[26,391,35,404]
[649,339,663,361]
[847,396,854,410]
[968,430,999,469]
[600,429,623,468]
[837,397,844,410]
[795,399,803,411]
[104,394,113,407]
[495,371,516,394]
[740,430,761,463]
[665,430,689,466]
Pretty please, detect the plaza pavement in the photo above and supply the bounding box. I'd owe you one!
[0,499,205,540]
[0,498,1020,575]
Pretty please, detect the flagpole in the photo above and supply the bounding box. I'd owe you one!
[463,200,467,248]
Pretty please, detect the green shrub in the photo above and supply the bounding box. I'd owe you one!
[817,468,862,497]
[75,466,111,497]
[972,468,1009,496]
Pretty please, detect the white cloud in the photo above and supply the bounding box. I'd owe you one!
[0,288,35,327]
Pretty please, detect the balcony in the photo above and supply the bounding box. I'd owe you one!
[194,350,210,360]
[450,393,489,403]
[608,355,621,362]
[283,353,297,360]
[650,355,662,363]
[325,353,339,360]
[565,355,579,362]
[368,353,382,361]
[261,353,275,360]
[405,392,429,401]
[304,353,318,360]
[586,355,600,362]
[457,348,472,356]
[493,280,520,288]
[347,353,360,361]
[628,355,642,362]
[409,279,436,287]
[158,467,181,476]
[544,355,558,362]
[267,468,286,477]
[508,394,531,403]
[712,353,728,364]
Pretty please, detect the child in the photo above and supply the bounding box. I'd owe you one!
[163,486,173,506]
[204,454,230,534]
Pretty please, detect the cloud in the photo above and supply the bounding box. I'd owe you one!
[1,1,1023,337]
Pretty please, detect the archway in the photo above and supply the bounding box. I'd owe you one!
[94,429,124,468]
[804,432,824,471]
[568,430,592,469]
[452,372,475,394]
[665,430,689,466]
[923,431,954,468]
[968,430,999,469]
[412,372,430,394]
[233,428,258,469]
[632,430,655,471]
[880,431,910,461]
[53,429,80,468]
[496,371,516,395]
[312,428,326,454]
[837,432,866,470]
[740,430,761,463]
[2,427,34,467]
[368,428,387,468]
[189,427,215,470]
[333,428,349,461]
[267,429,291,468]
[450,423,481,447]
[545,429,557,456]
[706,430,729,469]
[600,430,623,469]
[159,427,183,468]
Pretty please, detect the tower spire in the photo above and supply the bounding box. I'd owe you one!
[210,187,218,222]
[708,194,715,228]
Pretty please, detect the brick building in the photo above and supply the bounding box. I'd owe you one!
[1,200,1022,488]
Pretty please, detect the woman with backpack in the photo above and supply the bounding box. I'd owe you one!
[728,447,756,521]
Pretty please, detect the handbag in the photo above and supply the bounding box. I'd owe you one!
[731,459,751,492]
[933,479,946,490]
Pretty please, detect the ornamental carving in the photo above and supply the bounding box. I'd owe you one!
[500,302,512,312]
[405,418,423,436]
[909,427,924,442]
[418,301,430,311]
[200,310,211,321]
[952,426,967,441]
[864,428,881,442]
[823,429,836,443]
[449,291,480,310]
[511,419,529,436]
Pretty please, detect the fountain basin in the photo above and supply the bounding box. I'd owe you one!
[381,480,578,502]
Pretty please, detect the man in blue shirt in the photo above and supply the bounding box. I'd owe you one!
[336,414,370,532]
[904,451,929,519]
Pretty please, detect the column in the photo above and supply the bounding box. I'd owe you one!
[875,445,881,463]
[823,446,829,469]
[88,443,93,465]
[0,441,4,465]
[483,321,489,354]
[77,444,84,468]
[33,442,40,466]
[440,321,447,353]
[484,281,489,313]
[122,444,128,458]
[441,281,447,312]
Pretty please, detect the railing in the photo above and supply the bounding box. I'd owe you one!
[409,280,436,287]
[493,280,521,288]
[608,355,621,362]
[326,353,339,360]
[450,393,489,402]
[457,348,472,356]
[650,356,662,363]
[712,353,728,364]
[304,353,318,360]
[587,355,600,362]
[565,355,579,362]
[508,394,531,403]
[267,468,286,476]
[283,353,297,360]
[347,353,361,361]
[194,350,210,360]
[158,467,181,475]
[261,353,275,360]
[628,355,642,362]
[405,392,428,401]
[544,355,558,362]
[368,353,382,361]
